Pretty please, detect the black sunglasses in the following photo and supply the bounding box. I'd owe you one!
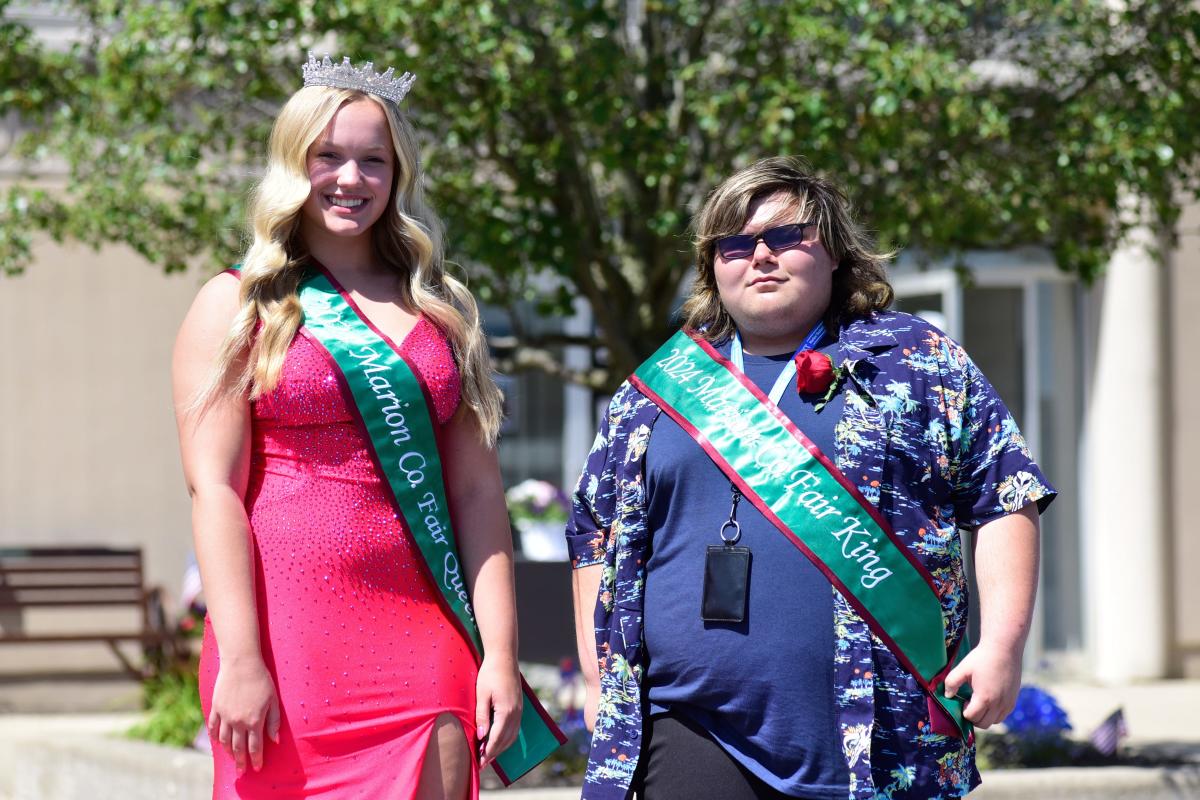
[715,222,815,260]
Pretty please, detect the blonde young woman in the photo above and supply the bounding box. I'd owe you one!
[173,56,559,799]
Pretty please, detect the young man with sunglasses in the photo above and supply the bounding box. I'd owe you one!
[566,156,1056,800]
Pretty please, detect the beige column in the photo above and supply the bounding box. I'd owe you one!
[1168,200,1200,677]
[561,297,595,492]
[1083,221,1169,682]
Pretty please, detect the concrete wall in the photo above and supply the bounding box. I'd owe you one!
[0,240,207,670]
[1169,201,1200,678]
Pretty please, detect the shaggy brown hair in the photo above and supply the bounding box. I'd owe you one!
[682,156,894,342]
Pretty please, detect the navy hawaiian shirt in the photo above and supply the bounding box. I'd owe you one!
[565,311,1056,800]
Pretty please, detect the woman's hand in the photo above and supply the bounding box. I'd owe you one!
[475,654,522,767]
[177,273,275,769]
[441,408,524,768]
[208,656,281,772]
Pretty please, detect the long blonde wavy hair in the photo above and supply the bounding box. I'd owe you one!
[682,156,895,342]
[196,85,503,444]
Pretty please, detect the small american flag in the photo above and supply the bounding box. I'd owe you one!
[1089,707,1128,756]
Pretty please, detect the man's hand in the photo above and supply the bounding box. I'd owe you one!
[572,563,603,732]
[943,642,1023,729]
[950,504,1040,729]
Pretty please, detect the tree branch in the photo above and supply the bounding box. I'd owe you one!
[490,333,605,350]
[492,345,611,390]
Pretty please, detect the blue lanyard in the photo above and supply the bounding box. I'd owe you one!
[730,321,827,405]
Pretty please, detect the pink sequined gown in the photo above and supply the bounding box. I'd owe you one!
[199,319,479,799]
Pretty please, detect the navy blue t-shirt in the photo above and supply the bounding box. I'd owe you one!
[643,338,850,798]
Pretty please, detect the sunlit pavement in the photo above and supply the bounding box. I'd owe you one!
[2,679,1199,800]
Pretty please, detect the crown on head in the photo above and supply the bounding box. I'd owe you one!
[301,52,417,105]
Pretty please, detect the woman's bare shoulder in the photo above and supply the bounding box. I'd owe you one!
[187,270,242,324]
[177,271,243,352]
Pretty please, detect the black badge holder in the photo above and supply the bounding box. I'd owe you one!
[701,485,751,623]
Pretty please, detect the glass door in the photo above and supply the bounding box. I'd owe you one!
[892,262,1084,668]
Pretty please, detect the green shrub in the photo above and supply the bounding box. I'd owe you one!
[127,660,204,748]
[976,730,1113,770]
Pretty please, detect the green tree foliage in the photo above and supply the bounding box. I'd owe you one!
[3,0,1198,387]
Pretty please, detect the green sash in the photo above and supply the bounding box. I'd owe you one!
[291,266,564,782]
[631,329,970,740]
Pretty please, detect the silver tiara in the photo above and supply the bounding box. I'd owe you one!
[301,52,417,104]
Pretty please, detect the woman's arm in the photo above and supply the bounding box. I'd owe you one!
[943,503,1040,728]
[172,273,279,771]
[441,406,521,767]
[571,563,603,731]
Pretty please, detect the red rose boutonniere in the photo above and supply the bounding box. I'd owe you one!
[795,351,857,412]
[794,350,837,394]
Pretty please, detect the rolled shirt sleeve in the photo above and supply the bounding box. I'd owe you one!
[566,428,616,568]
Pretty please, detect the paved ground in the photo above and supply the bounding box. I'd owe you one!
[0,713,577,800]
[1042,681,1200,744]
[0,675,1197,799]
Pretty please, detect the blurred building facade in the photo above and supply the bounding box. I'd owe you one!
[4,200,1196,683]
[886,208,1200,681]
[2,6,1196,681]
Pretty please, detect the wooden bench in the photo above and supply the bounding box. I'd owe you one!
[0,546,174,677]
